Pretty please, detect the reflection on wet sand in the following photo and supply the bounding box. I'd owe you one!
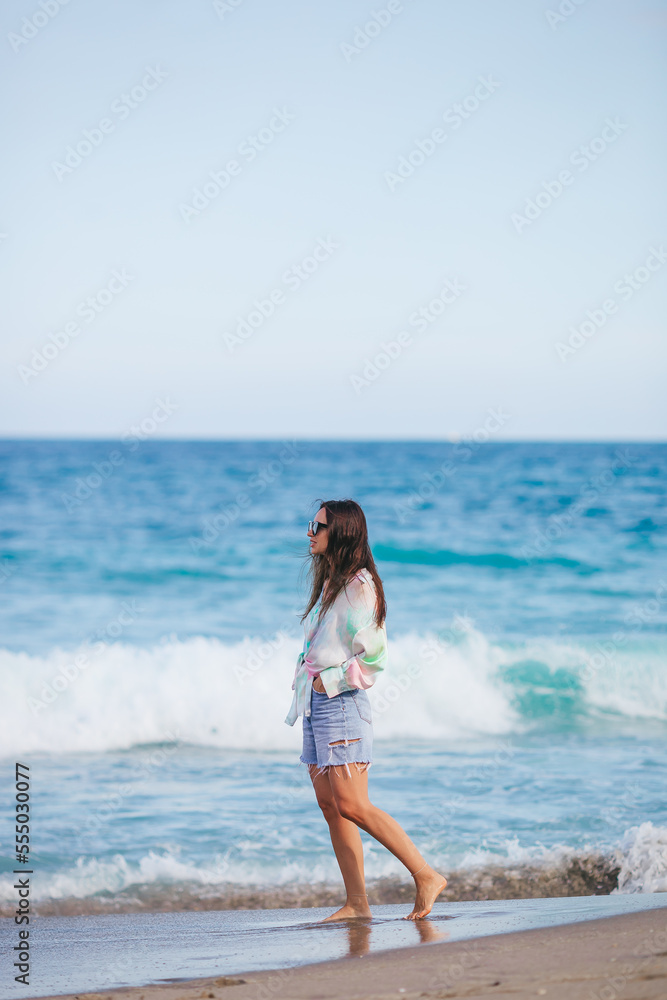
[340,917,448,958]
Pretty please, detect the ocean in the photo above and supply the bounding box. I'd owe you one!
[1,439,666,915]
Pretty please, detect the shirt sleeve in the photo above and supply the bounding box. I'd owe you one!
[317,578,388,698]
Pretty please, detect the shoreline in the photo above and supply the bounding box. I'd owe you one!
[1,854,621,918]
[10,895,667,1000]
[28,906,667,1000]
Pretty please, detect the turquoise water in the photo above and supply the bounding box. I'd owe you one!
[1,440,666,910]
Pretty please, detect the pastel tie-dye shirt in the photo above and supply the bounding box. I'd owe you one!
[284,568,388,726]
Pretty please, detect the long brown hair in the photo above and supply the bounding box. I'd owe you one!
[301,498,387,627]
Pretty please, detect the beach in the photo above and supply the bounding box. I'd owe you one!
[5,895,667,998]
[25,903,667,1000]
[3,0,665,991]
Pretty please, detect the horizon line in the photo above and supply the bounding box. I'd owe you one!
[0,436,664,445]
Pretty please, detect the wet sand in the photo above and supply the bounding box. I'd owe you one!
[31,904,667,1000]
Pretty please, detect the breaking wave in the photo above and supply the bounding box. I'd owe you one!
[3,621,667,756]
[1,824,664,916]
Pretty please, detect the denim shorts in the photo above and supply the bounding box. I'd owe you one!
[300,687,373,777]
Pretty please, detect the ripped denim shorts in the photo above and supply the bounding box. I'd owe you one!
[300,687,373,778]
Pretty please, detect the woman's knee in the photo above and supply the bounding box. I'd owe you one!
[335,798,371,825]
[316,794,340,820]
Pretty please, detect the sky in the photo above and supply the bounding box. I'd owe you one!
[1,0,666,440]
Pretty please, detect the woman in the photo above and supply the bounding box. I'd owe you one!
[285,499,447,921]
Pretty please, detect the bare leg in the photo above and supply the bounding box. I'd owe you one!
[307,763,372,920]
[327,764,448,920]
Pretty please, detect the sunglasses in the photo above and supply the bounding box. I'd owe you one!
[308,520,329,535]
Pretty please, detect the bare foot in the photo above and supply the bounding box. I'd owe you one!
[403,865,448,920]
[320,898,372,921]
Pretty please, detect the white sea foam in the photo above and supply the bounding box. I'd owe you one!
[457,837,580,871]
[614,822,667,893]
[0,848,376,903]
[2,623,667,755]
[3,825,665,906]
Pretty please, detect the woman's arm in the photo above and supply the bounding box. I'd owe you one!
[306,572,388,697]
[316,617,387,697]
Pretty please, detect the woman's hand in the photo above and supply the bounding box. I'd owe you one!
[312,675,326,693]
